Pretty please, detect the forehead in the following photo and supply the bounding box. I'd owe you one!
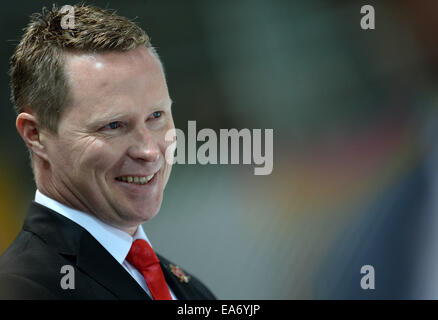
[65,46,162,79]
[63,47,169,116]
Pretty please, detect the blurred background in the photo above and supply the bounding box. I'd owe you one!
[1,0,437,299]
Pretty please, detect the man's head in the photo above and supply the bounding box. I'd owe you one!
[12,4,175,235]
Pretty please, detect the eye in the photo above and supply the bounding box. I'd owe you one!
[103,121,123,130]
[149,111,163,120]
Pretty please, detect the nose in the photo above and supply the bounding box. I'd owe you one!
[128,126,160,162]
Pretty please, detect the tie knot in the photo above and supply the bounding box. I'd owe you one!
[126,239,160,271]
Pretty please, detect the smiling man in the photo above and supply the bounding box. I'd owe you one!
[0,4,215,300]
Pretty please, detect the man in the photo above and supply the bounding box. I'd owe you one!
[0,4,215,300]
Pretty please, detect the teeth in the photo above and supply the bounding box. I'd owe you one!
[117,174,155,185]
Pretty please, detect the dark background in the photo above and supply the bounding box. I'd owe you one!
[1,0,438,299]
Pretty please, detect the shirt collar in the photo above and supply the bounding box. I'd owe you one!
[34,189,152,264]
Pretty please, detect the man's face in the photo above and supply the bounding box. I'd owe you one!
[45,47,174,233]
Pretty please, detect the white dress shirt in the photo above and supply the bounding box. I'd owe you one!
[34,189,177,300]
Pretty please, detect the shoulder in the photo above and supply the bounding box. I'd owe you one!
[0,231,57,299]
[0,273,56,299]
[0,230,58,274]
[0,230,74,300]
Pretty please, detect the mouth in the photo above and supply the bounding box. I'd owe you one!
[115,173,157,185]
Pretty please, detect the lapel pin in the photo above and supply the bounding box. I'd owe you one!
[169,264,190,283]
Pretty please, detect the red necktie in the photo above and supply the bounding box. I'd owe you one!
[126,239,172,300]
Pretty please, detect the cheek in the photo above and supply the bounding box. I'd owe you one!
[158,124,175,186]
[158,123,175,161]
[71,138,118,176]
[161,118,175,148]
[159,133,174,155]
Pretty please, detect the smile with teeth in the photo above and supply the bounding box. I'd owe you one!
[116,174,155,185]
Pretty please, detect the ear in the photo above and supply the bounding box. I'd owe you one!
[16,112,51,162]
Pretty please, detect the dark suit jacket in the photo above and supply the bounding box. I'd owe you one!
[0,202,216,300]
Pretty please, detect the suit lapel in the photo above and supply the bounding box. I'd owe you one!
[76,230,150,300]
[24,202,150,300]
[159,256,190,300]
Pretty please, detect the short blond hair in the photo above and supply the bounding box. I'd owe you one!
[10,3,152,133]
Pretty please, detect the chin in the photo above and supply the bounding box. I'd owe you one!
[135,202,162,223]
[114,191,164,226]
